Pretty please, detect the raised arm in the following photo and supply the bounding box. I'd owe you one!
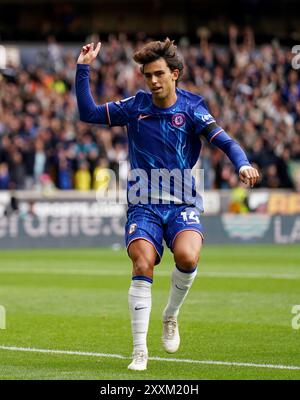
[75,42,108,124]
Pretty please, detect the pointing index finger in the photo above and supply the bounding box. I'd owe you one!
[94,42,101,56]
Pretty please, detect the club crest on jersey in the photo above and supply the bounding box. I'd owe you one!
[172,113,186,127]
[129,223,137,235]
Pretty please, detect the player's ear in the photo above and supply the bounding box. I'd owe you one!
[172,69,179,81]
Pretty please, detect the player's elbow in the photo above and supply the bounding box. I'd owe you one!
[78,108,95,123]
[78,113,90,123]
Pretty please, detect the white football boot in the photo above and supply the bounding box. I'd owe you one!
[162,316,180,353]
[127,349,148,371]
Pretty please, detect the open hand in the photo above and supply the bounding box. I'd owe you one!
[77,42,101,65]
[239,166,259,188]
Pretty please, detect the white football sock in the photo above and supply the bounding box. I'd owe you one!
[163,265,197,319]
[128,278,152,353]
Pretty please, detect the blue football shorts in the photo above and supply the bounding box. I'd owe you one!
[125,203,204,265]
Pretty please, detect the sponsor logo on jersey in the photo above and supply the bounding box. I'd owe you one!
[172,113,186,127]
[201,113,215,123]
[138,114,151,120]
[129,223,137,234]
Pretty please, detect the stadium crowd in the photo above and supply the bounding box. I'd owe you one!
[0,27,299,192]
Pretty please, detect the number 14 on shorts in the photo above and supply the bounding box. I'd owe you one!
[181,210,200,224]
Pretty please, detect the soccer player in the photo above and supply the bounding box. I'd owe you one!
[75,39,259,371]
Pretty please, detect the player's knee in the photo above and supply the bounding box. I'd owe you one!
[174,250,199,270]
[132,255,154,277]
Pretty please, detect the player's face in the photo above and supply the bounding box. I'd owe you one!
[143,58,179,101]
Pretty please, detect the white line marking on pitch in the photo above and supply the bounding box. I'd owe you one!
[0,345,300,371]
[0,268,300,280]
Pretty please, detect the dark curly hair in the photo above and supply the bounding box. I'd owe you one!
[133,38,184,84]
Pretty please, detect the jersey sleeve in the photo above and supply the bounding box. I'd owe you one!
[193,99,222,141]
[76,64,108,124]
[193,99,250,172]
[75,63,135,126]
[105,96,136,127]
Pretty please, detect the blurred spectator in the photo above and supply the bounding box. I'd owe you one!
[19,199,36,220]
[57,158,73,190]
[10,152,26,189]
[228,175,249,213]
[40,173,56,193]
[261,164,281,188]
[0,163,10,189]
[33,140,46,189]
[47,35,64,73]
[4,194,19,216]
[93,158,110,191]
[75,161,91,190]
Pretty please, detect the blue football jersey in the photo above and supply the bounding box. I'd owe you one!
[76,64,251,210]
[104,88,218,211]
[76,64,251,211]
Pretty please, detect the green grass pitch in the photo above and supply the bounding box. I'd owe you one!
[0,245,300,380]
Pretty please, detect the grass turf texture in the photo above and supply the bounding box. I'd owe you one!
[0,245,300,380]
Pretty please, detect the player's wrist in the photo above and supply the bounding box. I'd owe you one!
[239,165,252,174]
[77,63,90,68]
